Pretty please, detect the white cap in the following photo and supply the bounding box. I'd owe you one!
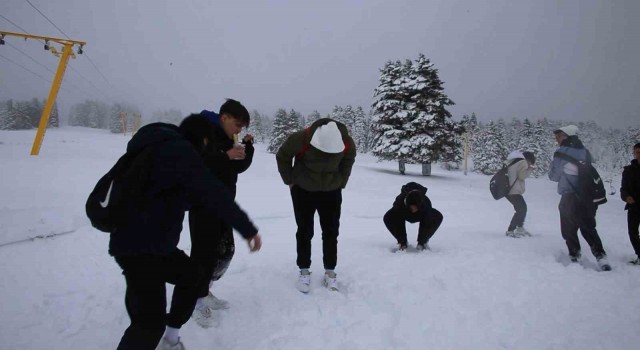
[507,150,524,161]
[554,125,579,136]
[310,122,344,153]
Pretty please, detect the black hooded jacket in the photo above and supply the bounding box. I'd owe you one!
[621,158,640,210]
[392,191,433,223]
[108,123,258,256]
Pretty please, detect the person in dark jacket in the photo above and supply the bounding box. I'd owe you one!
[621,142,640,265]
[276,118,356,293]
[383,182,443,252]
[549,125,610,271]
[109,118,262,350]
[189,99,255,327]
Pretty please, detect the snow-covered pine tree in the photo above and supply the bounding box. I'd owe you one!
[48,102,60,128]
[12,101,33,130]
[306,110,321,124]
[352,106,370,153]
[329,105,344,126]
[0,100,14,130]
[508,118,523,150]
[472,120,508,174]
[370,60,412,165]
[249,110,266,143]
[403,54,459,167]
[289,109,302,130]
[267,108,299,154]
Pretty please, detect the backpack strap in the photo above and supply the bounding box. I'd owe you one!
[295,128,312,160]
[554,151,583,166]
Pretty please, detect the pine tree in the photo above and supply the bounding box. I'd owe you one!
[289,109,302,130]
[48,102,60,128]
[12,101,33,130]
[352,106,370,153]
[370,60,411,162]
[472,120,508,174]
[402,54,459,164]
[267,108,299,153]
[329,106,344,126]
[0,100,13,130]
[249,110,266,143]
[307,110,321,124]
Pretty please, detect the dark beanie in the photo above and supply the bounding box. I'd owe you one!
[522,151,535,165]
[405,190,423,207]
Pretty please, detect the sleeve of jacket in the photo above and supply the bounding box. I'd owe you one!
[548,152,563,182]
[621,167,630,201]
[166,140,258,239]
[516,160,533,181]
[232,141,254,174]
[339,137,357,188]
[275,132,303,185]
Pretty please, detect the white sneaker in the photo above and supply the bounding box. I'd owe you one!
[514,227,531,236]
[156,337,185,350]
[203,292,230,310]
[323,271,338,291]
[296,271,311,293]
[191,306,218,328]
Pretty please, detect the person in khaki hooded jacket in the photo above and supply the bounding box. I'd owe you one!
[504,150,535,237]
[276,118,356,293]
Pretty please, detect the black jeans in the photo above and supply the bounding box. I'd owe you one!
[114,250,201,350]
[384,207,443,245]
[558,193,606,259]
[290,186,342,270]
[189,209,235,298]
[505,194,527,231]
[628,207,640,257]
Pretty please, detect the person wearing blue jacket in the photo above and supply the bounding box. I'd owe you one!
[109,118,262,350]
[189,100,256,328]
[549,125,609,271]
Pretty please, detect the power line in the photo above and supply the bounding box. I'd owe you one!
[24,0,71,40]
[0,14,41,42]
[23,0,123,100]
[5,42,105,100]
[0,52,51,83]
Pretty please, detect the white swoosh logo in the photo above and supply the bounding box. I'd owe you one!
[100,180,114,208]
[594,178,602,185]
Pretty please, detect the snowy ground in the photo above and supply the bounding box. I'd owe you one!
[1,127,638,350]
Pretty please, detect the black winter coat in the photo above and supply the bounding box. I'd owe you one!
[392,192,433,223]
[202,124,254,198]
[621,159,640,210]
[108,123,258,256]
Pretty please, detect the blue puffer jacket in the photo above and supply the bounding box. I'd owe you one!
[548,136,591,195]
[108,123,258,256]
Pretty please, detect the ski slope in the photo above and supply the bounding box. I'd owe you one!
[1,127,638,350]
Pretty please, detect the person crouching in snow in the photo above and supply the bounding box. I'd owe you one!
[504,150,535,237]
[383,182,443,252]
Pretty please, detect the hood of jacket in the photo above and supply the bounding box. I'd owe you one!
[127,123,184,154]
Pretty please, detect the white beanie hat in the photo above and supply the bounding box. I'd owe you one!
[506,150,524,161]
[310,122,344,154]
[554,125,579,136]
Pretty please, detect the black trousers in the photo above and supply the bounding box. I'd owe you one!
[114,250,201,350]
[505,194,527,231]
[558,193,606,259]
[628,207,640,257]
[189,209,235,298]
[383,207,443,246]
[290,186,342,270]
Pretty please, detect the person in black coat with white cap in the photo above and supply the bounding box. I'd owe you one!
[383,182,443,251]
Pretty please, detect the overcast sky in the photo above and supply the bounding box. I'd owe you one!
[1,0,638,127]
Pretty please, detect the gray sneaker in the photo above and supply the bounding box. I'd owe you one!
[514,227,531,236]
[323,271,338,291]
[156,337,185,350]
[296,270,311,293]
[203,292,230,310]
[191,305,219,328]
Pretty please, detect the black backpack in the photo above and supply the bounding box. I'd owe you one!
[401,182,428,195]
[489,159,521,200]
[85,147,150,233]
[553,151,607,206]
